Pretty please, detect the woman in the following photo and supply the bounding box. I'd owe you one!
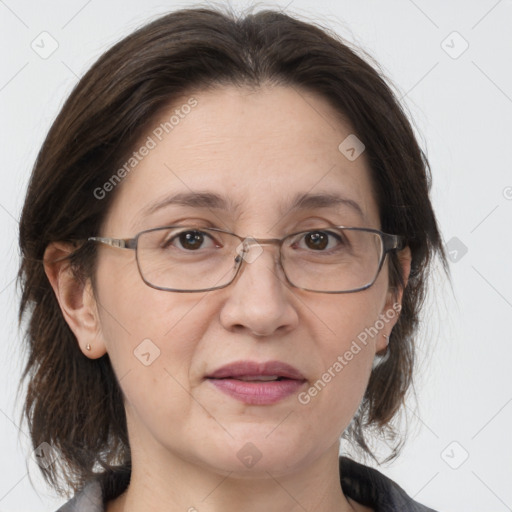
[18,6,447,512]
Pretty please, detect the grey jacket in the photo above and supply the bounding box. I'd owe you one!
[56,456,439,511]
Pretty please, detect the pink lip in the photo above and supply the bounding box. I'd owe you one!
[206,360,307,405]
[207,360,305,380]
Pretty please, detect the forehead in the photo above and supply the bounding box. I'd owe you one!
[102,85,380,234]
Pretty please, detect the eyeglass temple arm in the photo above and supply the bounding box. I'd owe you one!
[383,234,406,252]
[87,237,137,250]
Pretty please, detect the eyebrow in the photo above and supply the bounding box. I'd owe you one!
[141,190,365,220]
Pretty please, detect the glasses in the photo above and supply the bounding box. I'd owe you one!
[87,225,405,294]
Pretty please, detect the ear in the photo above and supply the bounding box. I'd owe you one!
[376,246,412,352]
[43,242,107,359]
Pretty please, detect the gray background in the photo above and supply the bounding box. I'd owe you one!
[1,0,511,510]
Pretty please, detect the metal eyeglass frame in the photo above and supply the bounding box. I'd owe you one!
[87,225,405,294]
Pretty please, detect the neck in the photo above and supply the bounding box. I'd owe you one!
[106,444,358,512]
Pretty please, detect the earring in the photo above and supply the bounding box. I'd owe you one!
[86,343,92,351]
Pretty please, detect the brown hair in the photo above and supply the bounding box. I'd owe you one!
[18,5,448,498]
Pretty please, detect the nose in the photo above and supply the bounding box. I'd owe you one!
[218,239,299,337]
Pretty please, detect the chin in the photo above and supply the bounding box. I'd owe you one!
[190,434,315,478]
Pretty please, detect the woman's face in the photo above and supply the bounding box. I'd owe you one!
[89,85,406,477]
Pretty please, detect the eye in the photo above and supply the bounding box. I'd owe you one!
[294,230,345,251]
[162,229,220,251]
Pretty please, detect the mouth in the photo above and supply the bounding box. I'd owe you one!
[206,360,305,380]
[225,375,288,382]
[206,360,307,405]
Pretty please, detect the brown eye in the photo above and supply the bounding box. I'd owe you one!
[298,231,343,251]
[304,232,328,250]
[162,230,217,251]
[178,231,205,250]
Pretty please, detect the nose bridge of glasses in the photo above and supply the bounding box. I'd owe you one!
[237,236,282,255]
[233,236,284,268]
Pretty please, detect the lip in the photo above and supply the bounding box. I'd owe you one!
[206,360,307,405]
[207,360,305,380]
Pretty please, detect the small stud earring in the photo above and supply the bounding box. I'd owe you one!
[86,343,92,351]
[383,334,389,340]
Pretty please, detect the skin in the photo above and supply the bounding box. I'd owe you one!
[45,85,411,512]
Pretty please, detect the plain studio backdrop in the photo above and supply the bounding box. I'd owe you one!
[1,1,511,511]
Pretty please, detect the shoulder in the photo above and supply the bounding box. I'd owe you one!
[55,480,103,512]
[339,456,440,512]
[55,468,130,512]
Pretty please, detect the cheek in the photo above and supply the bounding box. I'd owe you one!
[300,291,386,420]
[314,288,385,359]
[94,254,213,393]
[95,287,213,445]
